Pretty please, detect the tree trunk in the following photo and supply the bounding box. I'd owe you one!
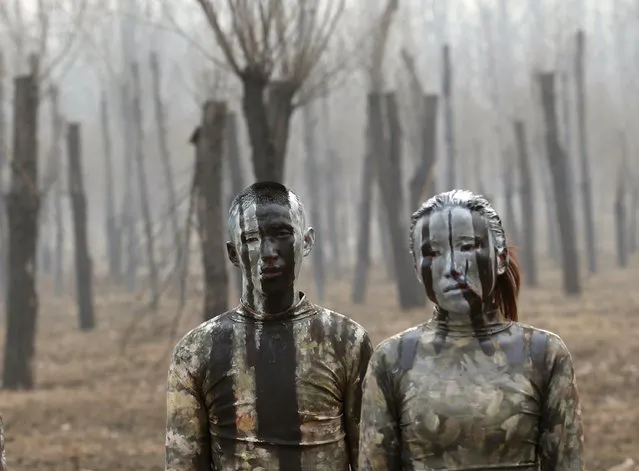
[409,95,438,212]
[224,112,244,301]
[503,152,519,245]
[195,101,228,321]
[2,72,40,390]
[514,120,538,286]
[131,62,160,309]
[351,120,375,304]
[241,71,295,182]
[150,52,181,285]
[302,102,326,301]
[574,30,597,273]
[376,188,395,280]
[321,95,341,278]
[473,139,485,196]
[120,81,138,291]
[615,170,628,268]
[629,181,638,254]
[538,73,581,295]
[100,93,120,284]
[0,52,6,297]
[442,44,457,190]
[376,92,424,309]
[66,123,95,330]
[49,87,65,297]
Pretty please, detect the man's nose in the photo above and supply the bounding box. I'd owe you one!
[260,238,278,260]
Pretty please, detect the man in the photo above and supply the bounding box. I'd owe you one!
[165,181,373,470]
[0,415,6,471]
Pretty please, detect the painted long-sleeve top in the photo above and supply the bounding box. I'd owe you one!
[165,293,373,471]
[0,415,5,471]
[359,317,584,471]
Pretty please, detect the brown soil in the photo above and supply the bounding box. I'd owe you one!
[1,260,638,471]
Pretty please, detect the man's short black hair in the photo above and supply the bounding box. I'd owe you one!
[227,181,306,240]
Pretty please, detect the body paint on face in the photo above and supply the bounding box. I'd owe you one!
[233,191,311,315]
[414,206,502,350]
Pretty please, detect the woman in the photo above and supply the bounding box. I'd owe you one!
[358,189,584,470]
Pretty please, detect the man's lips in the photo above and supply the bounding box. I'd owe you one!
[260,267,284,278]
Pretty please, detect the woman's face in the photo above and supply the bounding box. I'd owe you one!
[413,206,503,314]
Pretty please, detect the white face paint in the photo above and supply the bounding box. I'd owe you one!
[414,206,499,316]
[230,191,315,314]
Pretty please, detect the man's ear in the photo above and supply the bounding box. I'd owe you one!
[302,227,315,257]
[226,241,240,267]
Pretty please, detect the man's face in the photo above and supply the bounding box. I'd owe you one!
[413,206,503,314]
[227,199,313,297]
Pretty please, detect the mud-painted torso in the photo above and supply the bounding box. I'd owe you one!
[166,295,373,471]
[359,320,584,471]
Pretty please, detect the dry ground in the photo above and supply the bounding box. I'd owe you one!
[0,259,638,471]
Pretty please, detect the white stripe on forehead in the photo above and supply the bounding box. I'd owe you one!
[288,191,304,276]
[428,206,475,241]
[287,191,304,228]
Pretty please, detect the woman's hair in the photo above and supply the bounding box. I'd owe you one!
[409,189,521,321]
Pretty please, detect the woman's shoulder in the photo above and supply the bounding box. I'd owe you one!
[510,321,575,364]
[369,324,428,370]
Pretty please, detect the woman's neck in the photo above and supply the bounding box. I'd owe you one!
[431,298,509,337]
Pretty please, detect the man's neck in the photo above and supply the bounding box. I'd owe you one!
[241,287,299,315]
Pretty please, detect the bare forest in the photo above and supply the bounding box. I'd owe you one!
[0,0,638,469]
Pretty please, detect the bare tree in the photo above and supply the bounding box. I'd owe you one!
[574,30,597,273]
[192,0,346,182]
[150,51,182,290]
[192,101,228,321]
[538,72,581,295]
[352,0,398,304]
[3,59,40,389]
[130,62,160,310]
[0,52,7,295]
[66,122,95,330]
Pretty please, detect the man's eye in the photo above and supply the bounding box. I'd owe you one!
[461,242,479,251]
[277,230,292,237]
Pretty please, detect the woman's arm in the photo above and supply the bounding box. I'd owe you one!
[358,347,402,471]
[538,335,585,471]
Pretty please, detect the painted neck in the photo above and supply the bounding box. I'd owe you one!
[240,282,300,315]
[431,297,508,336]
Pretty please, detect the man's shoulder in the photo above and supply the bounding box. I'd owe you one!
[172,309,237,358]
[311,304,370,341]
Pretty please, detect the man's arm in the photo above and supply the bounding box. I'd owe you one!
[343,330,374,470]
[538,335,585,471]
[0,415,6,471]
[165,344,212,471]
[358,348,402,471]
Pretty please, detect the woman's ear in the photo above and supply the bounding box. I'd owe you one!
[496,248,508,275]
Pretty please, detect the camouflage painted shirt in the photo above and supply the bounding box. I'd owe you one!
[0,415,6,471]
[0,415,7,471]
[165,293,373,471]
[359,317,584,471]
